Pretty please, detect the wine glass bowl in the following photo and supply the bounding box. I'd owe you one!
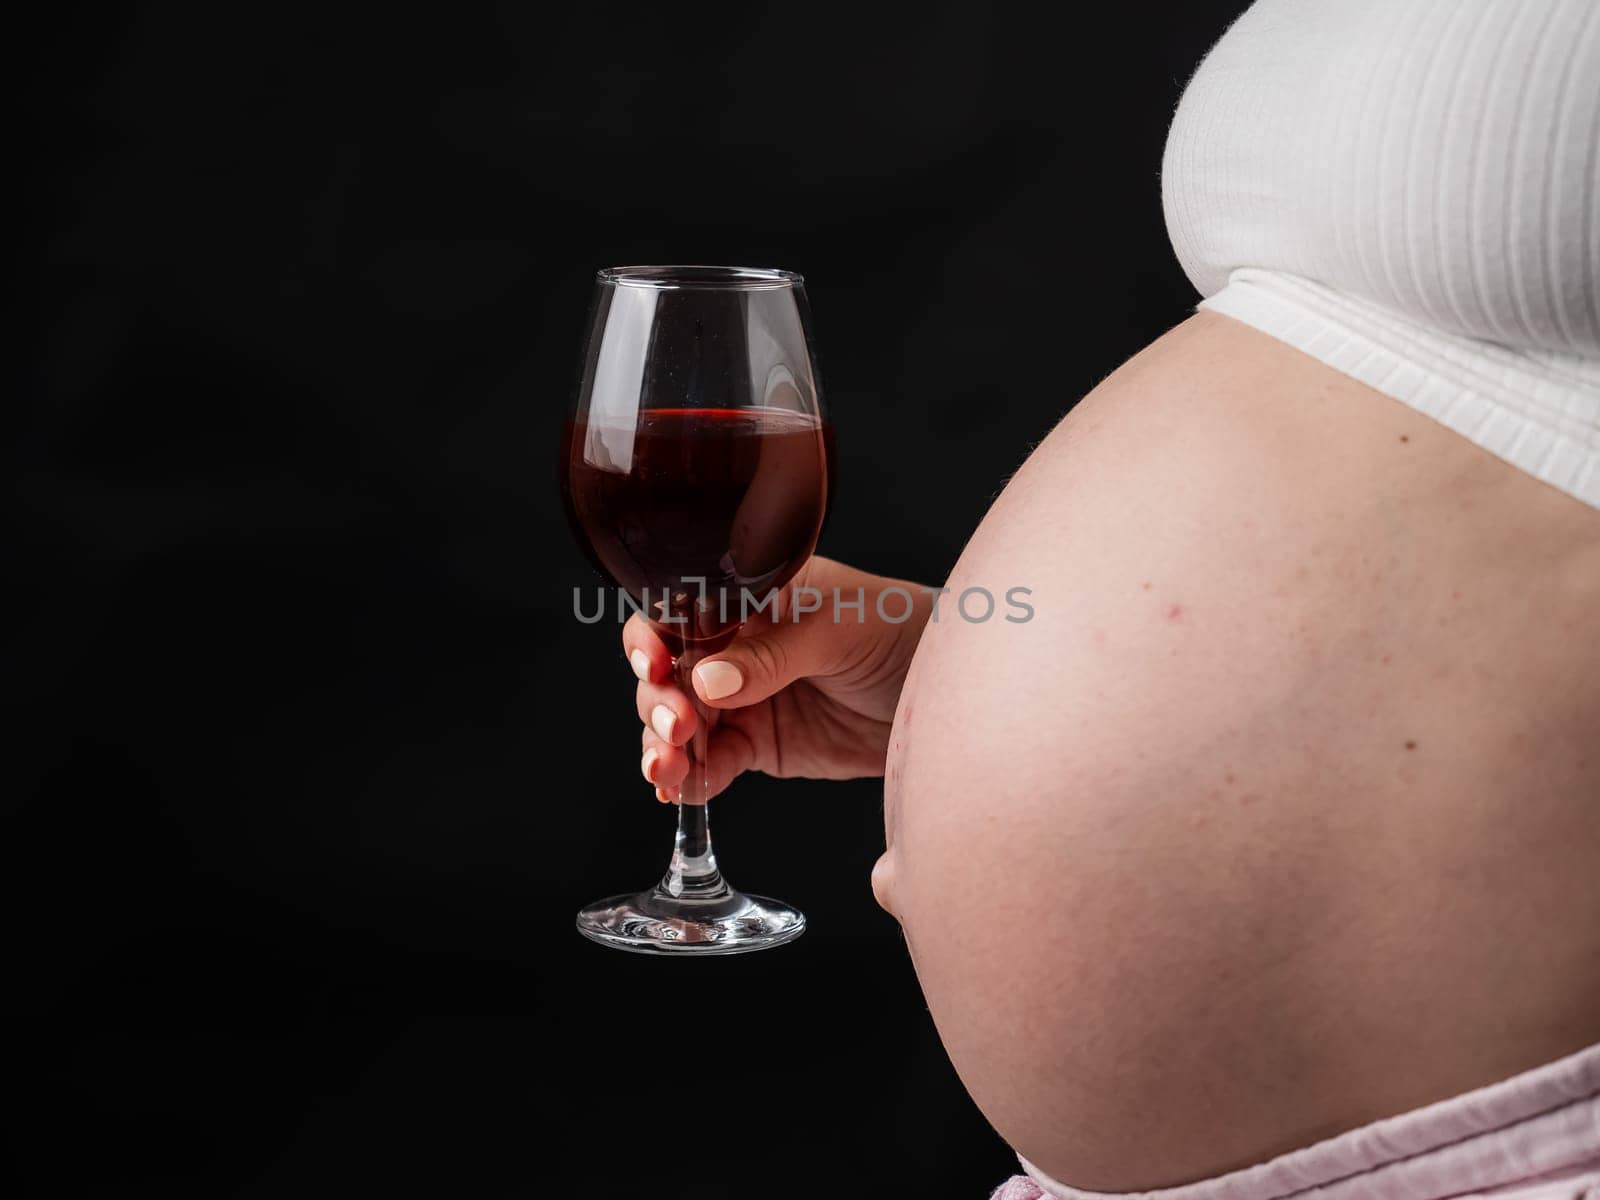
[560,265,829,955]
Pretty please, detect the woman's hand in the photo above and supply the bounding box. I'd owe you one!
[623,556,932,803]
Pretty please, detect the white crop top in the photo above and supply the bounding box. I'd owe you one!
[1162,0,1600,508]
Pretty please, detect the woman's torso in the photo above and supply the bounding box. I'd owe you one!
[879,311,1600,1191]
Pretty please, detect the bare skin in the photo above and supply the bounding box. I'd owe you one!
[625,311,1600,1190]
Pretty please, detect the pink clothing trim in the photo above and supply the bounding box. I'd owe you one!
[991,1041,1600,1200]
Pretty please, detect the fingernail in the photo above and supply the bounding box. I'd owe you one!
[650,704,677,742]
[695,660,743,701]
[641,748,659,783]
[656,787,673,804]
[629,650,651,682]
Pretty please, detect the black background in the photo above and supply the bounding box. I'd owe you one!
[17,3,1249,1195]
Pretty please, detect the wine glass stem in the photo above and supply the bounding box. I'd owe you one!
[657,648,729,903]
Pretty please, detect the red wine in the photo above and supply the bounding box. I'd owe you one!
[561,407,832,653]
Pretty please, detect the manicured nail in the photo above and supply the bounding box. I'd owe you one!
[695,660,743,701]
[656,787,672,804]
[641,748,659,783]
[650,704,677,742]
[629,650,651,681]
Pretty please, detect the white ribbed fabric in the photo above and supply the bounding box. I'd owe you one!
[1006,1039,1600,1200]
[1161,0,1600,508]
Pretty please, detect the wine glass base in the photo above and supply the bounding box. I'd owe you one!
[575,889,806,956]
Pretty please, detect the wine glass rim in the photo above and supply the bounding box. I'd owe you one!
[597,265,804,290]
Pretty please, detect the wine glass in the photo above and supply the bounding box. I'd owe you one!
[560,265,830,955]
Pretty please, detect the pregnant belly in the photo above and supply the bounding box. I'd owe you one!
[880,313,1600,1191]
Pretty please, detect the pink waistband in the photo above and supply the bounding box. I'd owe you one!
[1002,1040,1600,1200]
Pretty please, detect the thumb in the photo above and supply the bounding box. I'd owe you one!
[688,604,846,709]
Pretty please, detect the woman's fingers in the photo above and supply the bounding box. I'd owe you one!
[624,600,819,801]
[641,727,689,791]
[638,721,762,806]
[621,614,672,685]
[634,679,695,746]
